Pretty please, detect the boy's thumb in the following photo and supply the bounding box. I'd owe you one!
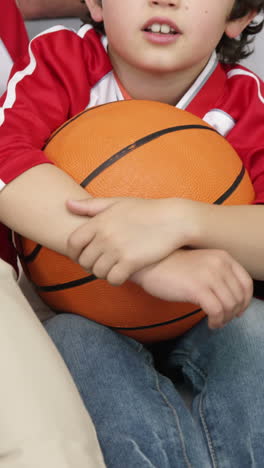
[66,198,118,216]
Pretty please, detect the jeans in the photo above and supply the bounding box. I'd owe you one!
[45,297,264,468]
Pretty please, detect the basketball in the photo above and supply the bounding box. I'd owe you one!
[18,100,254,343]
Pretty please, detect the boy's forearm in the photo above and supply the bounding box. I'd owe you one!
[0,164,91,256]
[17,0,87,20]
[190,202,264,280]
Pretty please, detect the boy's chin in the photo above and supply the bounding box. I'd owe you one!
[144,67,185,77]
[136,61,183,75]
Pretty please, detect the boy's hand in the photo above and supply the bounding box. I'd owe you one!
[132,249,253,329]
[66,197,197,285]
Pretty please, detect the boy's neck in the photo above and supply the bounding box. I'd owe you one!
[109,51,211,106]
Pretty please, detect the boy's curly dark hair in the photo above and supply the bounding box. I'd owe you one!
[218,0,264,63]
[80,0,264,64]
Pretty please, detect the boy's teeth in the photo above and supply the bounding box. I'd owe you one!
[149,23,174,34]
[160,24,171,34]
[151,23,162,33]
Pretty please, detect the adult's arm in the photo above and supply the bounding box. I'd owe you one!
[0,260,105,467]
[17,0,88,20]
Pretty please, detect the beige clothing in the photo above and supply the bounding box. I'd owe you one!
[0,258,105,468]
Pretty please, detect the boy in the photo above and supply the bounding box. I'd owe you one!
[0,1,105,466]
[1,0,264,465]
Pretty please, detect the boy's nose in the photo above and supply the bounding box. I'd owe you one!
[149,0,179,8]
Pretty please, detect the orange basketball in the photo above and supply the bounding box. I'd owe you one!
[18,100,254,343]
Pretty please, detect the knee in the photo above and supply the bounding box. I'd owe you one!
[45,313,113,347]
[45,313,143,359]
[216,298,264,362]
[228,298,264,339]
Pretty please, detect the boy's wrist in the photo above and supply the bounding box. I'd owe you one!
[171,198,207,248]
[185,200,217,249]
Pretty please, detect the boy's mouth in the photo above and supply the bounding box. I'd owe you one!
[142,17,181,35]
[145,24,177,35]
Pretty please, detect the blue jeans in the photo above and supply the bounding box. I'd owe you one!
[45,297,264,468]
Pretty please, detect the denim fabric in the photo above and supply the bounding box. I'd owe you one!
[45,297,264,468]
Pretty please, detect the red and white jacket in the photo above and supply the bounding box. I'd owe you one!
[1,24,264,271]
[0,0,28,270]
[0,0,28,96]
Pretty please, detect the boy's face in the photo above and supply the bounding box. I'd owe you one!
[86,0,256,77]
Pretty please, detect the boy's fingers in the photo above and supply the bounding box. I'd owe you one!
[225,268,245,302]
[199,290,225,329]
[67,223,97,260]
[230,262,253,315]
[107,262,132,286]
[66,197,120,216]
[76,237,107,272]
[202,286,237,328]
[92,254,117,280]
[209,283,237,327]
[220,274,245,318]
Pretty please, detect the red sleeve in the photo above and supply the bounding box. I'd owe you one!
[0,27,93,186]
[0,0,28,62]
[224,67,264,204]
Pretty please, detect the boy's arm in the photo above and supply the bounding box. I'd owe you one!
[0,29,96,254]
[0,164,91,256]
[66,196,264,283]
[132,247,253,329]
[189,202,264,280]
[17,0,87,20]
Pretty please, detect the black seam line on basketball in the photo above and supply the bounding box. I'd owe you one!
[80,125,217,187]
[42,102,116,149]
[213,165,245,205]
[23,164,246,264]
[20,243,42,262]
[35,274,98,291]
[109,307,203,330]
